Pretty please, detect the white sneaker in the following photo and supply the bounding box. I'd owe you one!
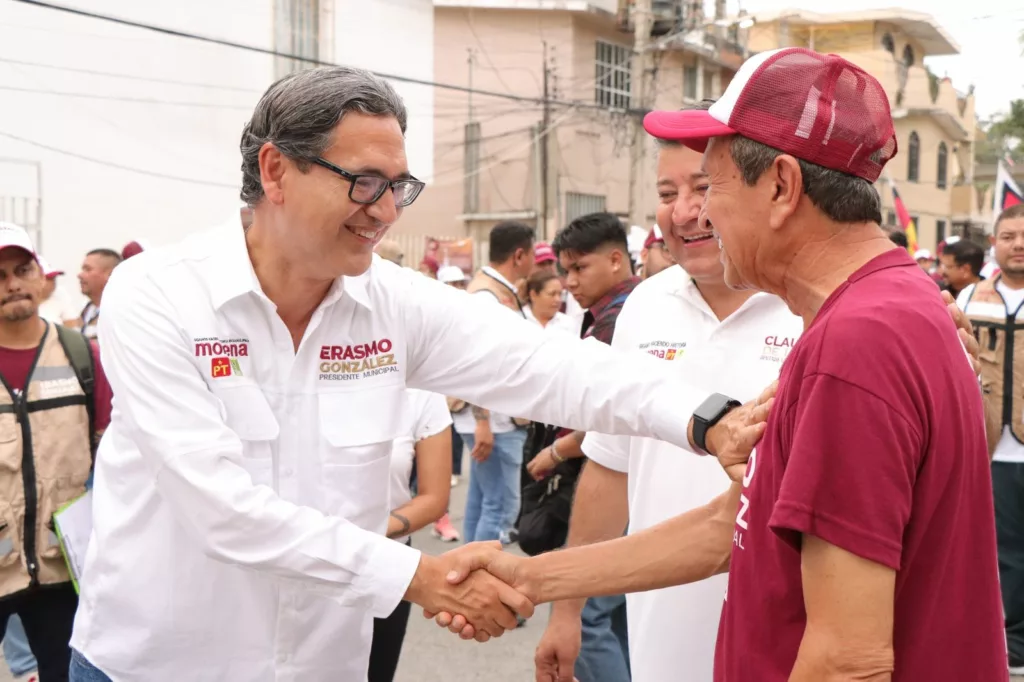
[450,475,460,488]
[14,671,39,682]
[1009,663,1024,675]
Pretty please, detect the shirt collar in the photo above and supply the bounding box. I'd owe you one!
[207,214,373,312]
[481,265,517,294]
[590,277,639,319]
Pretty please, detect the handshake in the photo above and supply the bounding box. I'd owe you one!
[404,541,536,642]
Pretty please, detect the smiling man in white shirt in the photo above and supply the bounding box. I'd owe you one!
[68,67,765,682]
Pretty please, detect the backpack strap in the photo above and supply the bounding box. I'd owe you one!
[55,324,97,461]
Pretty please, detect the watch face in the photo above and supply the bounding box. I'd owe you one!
[697,394,737,422]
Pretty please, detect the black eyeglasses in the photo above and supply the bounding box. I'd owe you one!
[313,158,425,208]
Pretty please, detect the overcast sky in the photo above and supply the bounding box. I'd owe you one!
[729,0,1024,122]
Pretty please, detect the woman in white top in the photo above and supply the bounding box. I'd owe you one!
[369,389,452,682]
[523,269,576,334]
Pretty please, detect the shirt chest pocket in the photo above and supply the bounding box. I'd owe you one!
[317,385,403,531]
[214,384,279,490]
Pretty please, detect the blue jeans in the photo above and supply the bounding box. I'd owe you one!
[575,594,631,682]
[461,428,526,543]
[70,649,113,682]
[451,425,464,478]
[3,615,36,676]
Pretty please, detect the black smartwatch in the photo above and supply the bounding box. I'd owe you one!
[691,393,742,454]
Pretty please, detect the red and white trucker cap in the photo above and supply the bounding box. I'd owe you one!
[644,47,897,183]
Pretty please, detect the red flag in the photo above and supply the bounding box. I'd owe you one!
[892,185,917,253]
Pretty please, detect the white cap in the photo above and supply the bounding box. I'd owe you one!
[438,265,468,284]
[0,222,37,258]
[914,249,932,260]
[943,235,961,246]
[35,256,63,278]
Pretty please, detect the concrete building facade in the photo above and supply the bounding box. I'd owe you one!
[398,0,744,265]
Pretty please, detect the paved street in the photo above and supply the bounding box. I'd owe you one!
[0,457,1018,681]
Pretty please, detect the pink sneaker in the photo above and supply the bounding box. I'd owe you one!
[431,514,461,542]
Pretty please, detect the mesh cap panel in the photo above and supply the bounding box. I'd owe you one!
[729,49,897,182]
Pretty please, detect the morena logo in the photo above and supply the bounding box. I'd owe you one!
[319,339,393,361]
[195,341,249,357]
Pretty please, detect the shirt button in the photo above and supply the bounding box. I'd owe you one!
[282,468,294,477]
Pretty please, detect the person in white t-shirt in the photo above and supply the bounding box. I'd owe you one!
[533,101,804,682]
[523,270,577,336]
[369,388,453,682]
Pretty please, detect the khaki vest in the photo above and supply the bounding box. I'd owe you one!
[965,276,1024,458]
[466,269,530,425]
[467,269,524,316]
[0,323,92,597]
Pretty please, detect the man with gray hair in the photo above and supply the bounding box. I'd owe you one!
[67,66,766,682]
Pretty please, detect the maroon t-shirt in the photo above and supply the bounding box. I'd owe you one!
[715,249,1006,681]
[0,340,113,432]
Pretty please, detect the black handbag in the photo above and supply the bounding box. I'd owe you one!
[516,422,582,557]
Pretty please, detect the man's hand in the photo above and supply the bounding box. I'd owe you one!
[698,381,777,481]
[422,542,536,640]
[941,290,980,376]
[527,447,557,480]
[472,420,494,462]
[535,606,583,682]
[404,542,533,642]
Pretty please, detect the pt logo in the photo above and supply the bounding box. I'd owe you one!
[211,357,232,378]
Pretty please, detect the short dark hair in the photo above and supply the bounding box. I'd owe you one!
[552,212,629,258]
[888,230,909,248]
[943,239,985,276]
[87,248,123,267]
[727,136,883,225]
[995,204,1024,233]
[489,221,535,263]
[656,99,716,148]
[526,269,559,297]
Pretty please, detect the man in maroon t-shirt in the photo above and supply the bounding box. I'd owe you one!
[430,48,1006,682]
[0,222,113,682]
[641,48,1006,681]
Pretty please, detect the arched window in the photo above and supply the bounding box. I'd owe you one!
[881,33,895,54]
[937,142,948,189]
[907,132,920,182]
[902,44,915,67]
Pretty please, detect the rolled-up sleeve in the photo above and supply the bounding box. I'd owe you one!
[400,271,713,452]
[98,267,420,618]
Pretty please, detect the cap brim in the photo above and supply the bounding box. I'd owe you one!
[643,110,736,152]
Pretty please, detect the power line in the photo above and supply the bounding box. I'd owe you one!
[0,56,264,93]
[11,0,639,115]
[0,130,237,188]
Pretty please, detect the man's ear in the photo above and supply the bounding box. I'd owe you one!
[767,155,802,231]
[259,142,288,205]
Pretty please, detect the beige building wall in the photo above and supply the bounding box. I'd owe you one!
[397,5,735,265]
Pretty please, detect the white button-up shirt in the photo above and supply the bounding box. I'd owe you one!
[72,220,717,682]
[584,267,804,682]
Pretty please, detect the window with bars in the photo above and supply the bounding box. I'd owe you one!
[703,69,715,100]
[937,142,948,189]
[907,131,920,183]
[274,0,320,79]
[684,66,697,100]
[595,41,632,109]
[565,192,607,223]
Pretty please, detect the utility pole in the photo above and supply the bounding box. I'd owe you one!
[540,41,550,238]
[464,48,479,215]
[627,0,654,231]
